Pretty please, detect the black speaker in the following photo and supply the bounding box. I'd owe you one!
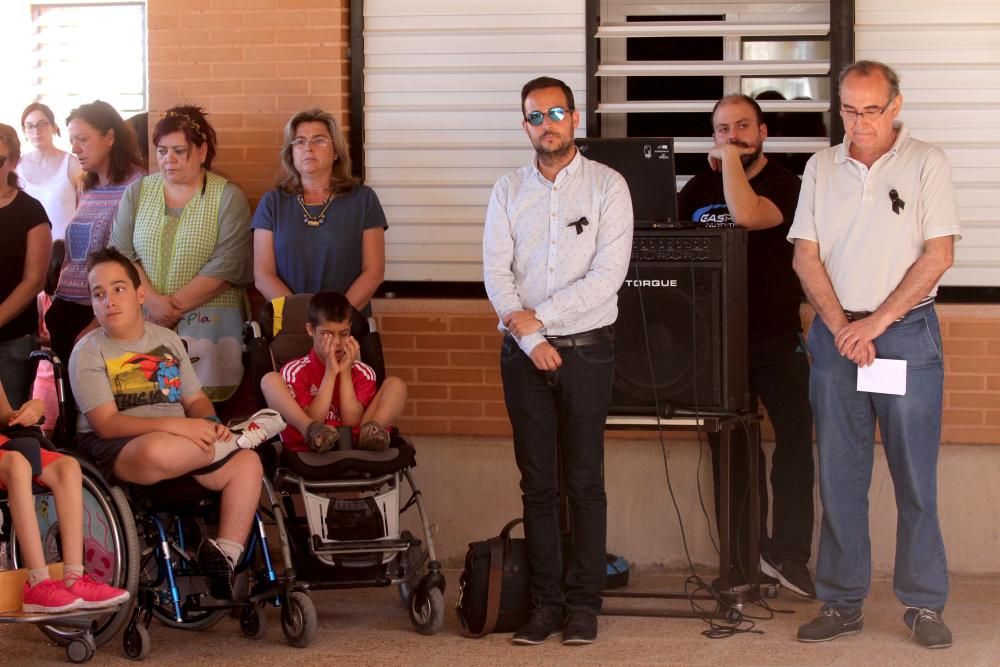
[610,228,749,415]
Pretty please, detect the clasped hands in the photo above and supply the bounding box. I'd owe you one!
[504,309,562,371]
[834,316,887,368]
[145,291,186,329]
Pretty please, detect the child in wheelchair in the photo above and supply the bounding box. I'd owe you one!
[260,291,407,453]
[0,379,130,613]
[68,247,286,599]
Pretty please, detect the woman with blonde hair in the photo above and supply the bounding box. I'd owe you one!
[251,108,387,317]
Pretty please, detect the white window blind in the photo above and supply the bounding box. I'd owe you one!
[856,0,1000,287]
[363,0,586,282]
[32,2,147,116]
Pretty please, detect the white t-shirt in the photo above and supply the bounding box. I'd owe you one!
[788,123,962,312]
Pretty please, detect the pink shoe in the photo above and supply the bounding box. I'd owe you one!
[65,574,131,609]
[22,579,84,613]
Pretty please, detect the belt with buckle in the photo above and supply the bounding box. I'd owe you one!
[844,310,873,322]
[544,325,614,349]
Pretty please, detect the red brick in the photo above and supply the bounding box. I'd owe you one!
[989,340,1000,356]
[149,63,212,80]
[484,402,508,418]
[406,384,449,400]
[212,0,276,9]
[180,11,244,29]
[211,96,278,113]
[948,393,1000,410]
[415,334,483,351]
[307,10,346,26]
[243,46,309,63]
[275,28,342,44]
[385,368,416,383]
[210,29,277,46]
[989,376,1000,391]
[309,78,351,95]
[451,317,502,334]
[396,418,450,435]
[417,368,483,384]
[175,80,243,95]
[276,95,347,113]
[148,13,180,29]
[942,410,984,426]
[211,63,278,79]
[243,10,309,27]
[282,0,339,8]
[380,333,415,350]
[383,350,449,367]
[450,351,498,367]
[245,79,310,95]
[151,29,212,47]
[944,375,986,391]
[948,322,1000,339]
[944,339,987,356]
[949,357,1000,374]
[485,369,501,384]
[450,385,503,401]
[380,317,448,333]
[942,426,1000,445]
[214,147,245,163]
[986,411,1000,426]
[418,401,483,418]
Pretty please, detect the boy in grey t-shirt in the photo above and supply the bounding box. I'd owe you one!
[69,247,284,599]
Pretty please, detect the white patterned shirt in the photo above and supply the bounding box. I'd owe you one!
[483,149,634,355]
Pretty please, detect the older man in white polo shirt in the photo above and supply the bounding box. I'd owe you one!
[789,60,961,648]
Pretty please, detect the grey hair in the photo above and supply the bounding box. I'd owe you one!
[838,60,901,100]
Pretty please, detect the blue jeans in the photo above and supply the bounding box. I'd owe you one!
[0,335,39,409]
[808,306,948,612]
[500,334,613,616]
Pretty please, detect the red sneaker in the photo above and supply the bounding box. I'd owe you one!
[65,574,131,609]
[22,579,84,613]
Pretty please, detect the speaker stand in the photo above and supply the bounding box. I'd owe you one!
[599,412,763,620]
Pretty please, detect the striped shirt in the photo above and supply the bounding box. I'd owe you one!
[278,348,377,452]
[57,170,144,303]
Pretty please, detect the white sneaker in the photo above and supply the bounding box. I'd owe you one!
[229,409,287,449]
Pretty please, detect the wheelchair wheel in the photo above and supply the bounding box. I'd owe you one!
[122,622,150,660]
[408,586,444,636]
[66,634,96,663]
[281,590,317,648]
[22,460,140,648]
[240,602,268,640]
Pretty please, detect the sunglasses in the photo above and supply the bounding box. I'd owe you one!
[524,107,572,126]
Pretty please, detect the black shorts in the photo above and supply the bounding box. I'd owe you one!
[75,431,240,482]
[75,431,134,480]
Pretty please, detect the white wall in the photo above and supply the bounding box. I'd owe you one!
[363,0,587,282]
[855,0,1000,287]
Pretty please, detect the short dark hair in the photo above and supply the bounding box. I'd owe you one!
[86,246,141,289]
[838,60,901,101]
[308,291,352,327]
[520,76,575,117]
[712,94,765,127]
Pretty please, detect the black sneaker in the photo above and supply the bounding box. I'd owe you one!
[760,554,816,598]
[904,607,952,649]
[798,607,864,642]
[196,539,236,600]
[562,610,598,645]
[512,608,563,646]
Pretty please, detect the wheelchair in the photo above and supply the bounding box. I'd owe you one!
[246,294,446,635]
[31,349,317,659]
[0,423,139,663]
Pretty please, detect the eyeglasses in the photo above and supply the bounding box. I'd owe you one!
[25,120,51,132]
[839,97,895,123]
[524,107,572,126]
[291,137,332,149]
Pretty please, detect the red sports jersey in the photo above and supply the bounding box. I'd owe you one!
[278,348,378,452]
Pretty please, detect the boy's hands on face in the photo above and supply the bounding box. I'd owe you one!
[321,334,340,373]
[337,336,360,374]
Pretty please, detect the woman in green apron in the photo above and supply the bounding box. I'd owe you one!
[111,106,251,402]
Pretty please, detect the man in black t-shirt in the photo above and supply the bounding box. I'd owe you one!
[678,94,815,598]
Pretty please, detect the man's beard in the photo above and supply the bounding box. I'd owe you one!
[737,142,763,169]
[534,132,574,162]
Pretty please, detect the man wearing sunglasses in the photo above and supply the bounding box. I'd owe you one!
[483,76,633,646]
[678,94,815,601]
[789,60,961,648]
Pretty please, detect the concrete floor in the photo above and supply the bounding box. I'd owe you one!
[2,573,997,666]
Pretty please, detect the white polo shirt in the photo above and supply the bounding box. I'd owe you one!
[788,123,962,312]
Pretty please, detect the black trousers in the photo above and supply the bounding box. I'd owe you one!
[500,334,614,615]
[710,332,814,577]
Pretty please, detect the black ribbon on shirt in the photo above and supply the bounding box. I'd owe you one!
[568,216,589,235]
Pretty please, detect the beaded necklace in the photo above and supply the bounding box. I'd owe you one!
[296,193,334,227]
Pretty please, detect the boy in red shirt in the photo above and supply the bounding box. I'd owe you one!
[261,291,407,452]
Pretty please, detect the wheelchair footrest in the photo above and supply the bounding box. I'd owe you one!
[310,536,411,555]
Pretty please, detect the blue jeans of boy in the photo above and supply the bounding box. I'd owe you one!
[808,306,949,613]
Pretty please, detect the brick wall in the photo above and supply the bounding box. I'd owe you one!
[147,0,350,204]
[375,300,1000,445]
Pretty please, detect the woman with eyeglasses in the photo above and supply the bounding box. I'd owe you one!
[110,105,252,402]
[0,123,53,407]
[251,108,387,316]
[44,100,145,369]
[16,102,82,243]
